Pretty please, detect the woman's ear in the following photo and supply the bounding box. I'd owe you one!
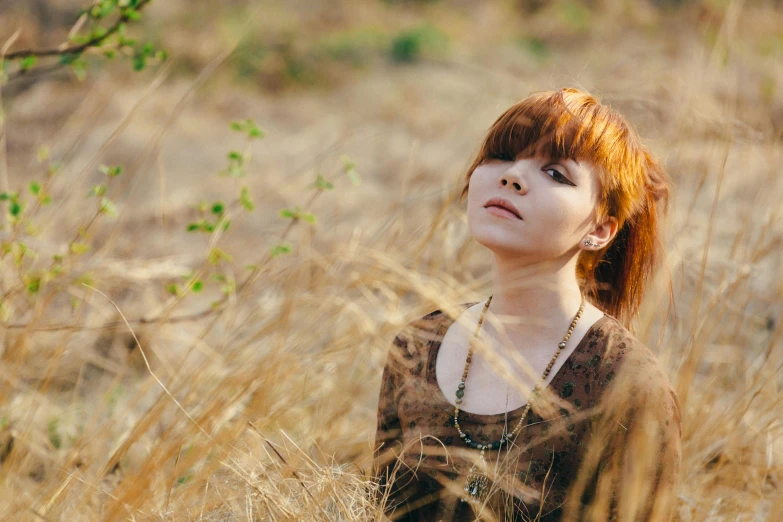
[590,216,619,247]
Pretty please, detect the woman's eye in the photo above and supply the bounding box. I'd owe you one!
[544,167,575,186]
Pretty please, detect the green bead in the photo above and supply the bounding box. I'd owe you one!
[456,389,464,398]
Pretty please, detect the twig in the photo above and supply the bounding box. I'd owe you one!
[4,0,154,82]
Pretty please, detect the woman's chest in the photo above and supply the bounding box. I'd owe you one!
[433,321,588,416]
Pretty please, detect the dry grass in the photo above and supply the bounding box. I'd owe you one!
[0,0,782,520]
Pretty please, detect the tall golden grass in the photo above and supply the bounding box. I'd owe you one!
[0,0,782,519]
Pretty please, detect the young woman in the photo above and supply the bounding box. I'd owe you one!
[372,88,682,522]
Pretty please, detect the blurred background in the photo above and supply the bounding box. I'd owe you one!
[0,0,782,519]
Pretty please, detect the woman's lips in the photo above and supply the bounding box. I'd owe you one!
[486,206,523,220]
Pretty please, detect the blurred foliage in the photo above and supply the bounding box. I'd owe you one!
[390,23,449,63]
[1,0,165,84]
[230,22,447,90]
[516,36,550,64]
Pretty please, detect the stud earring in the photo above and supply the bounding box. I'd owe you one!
[584,238,596,247]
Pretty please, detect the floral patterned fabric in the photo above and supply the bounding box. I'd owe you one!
[372,301,682,522]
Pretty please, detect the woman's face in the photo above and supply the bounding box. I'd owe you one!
[466,154,605,261]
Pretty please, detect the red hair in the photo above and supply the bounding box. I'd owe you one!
[459,88,672,330]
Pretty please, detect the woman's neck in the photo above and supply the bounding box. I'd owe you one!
[487,256,585,339]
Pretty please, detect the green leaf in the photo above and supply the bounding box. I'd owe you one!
[19,55,37,71]
[340,154,356,171]
[245,120,265,139]
[240,186,254,211]
[91,27,107,40]
[91,0,116,19]
[89,184,107,197]
[167,284,178,296]
[118,36,136,47]
[99,164,122,177]
[59,53,81,66]
[191,280,204,293]
[71,58,87,82]
[186,219,216,233]
[69,242,91,255]
[314,174,334,190]
[227,165,245,178]
[279,208,296,219]
[346,167,361,186]
[211,202,225,215]
[25,221,39,236]
[207,248,233,265]
[124,8,141,21]
[27,277,41,294]
[48,419,61,449]
[0,192,14,201]
[104,50,117,59]
[68,34,89,45]
[9,201,22,217]
[99,197,118,217]
[227,151,244,163]
[301,212,317,224]
[247,126,265,139]
[29,181,41,196]
[270,243,292,257]
[133,54,146,71]
[340,155,361,185]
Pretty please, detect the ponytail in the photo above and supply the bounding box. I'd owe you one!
[578,150,672,332]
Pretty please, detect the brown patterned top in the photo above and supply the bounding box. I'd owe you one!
[372,301,682,522]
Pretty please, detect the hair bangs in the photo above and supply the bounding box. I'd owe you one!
[476,90,650,221]
[479,91,604,164]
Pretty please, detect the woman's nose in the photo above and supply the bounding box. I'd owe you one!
[499,164,528,194]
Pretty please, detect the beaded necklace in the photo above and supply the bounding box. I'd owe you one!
[454,294,586,503]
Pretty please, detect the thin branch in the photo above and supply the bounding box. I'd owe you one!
[3,0,152,61]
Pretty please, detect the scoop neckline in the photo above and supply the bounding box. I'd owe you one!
[426,301,610,424]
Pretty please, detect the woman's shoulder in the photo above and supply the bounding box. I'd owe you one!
[387,302,478,361]
[594,313,678,401]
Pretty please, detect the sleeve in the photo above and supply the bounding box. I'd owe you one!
[371,332,413,514]
[562,346,682,522]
